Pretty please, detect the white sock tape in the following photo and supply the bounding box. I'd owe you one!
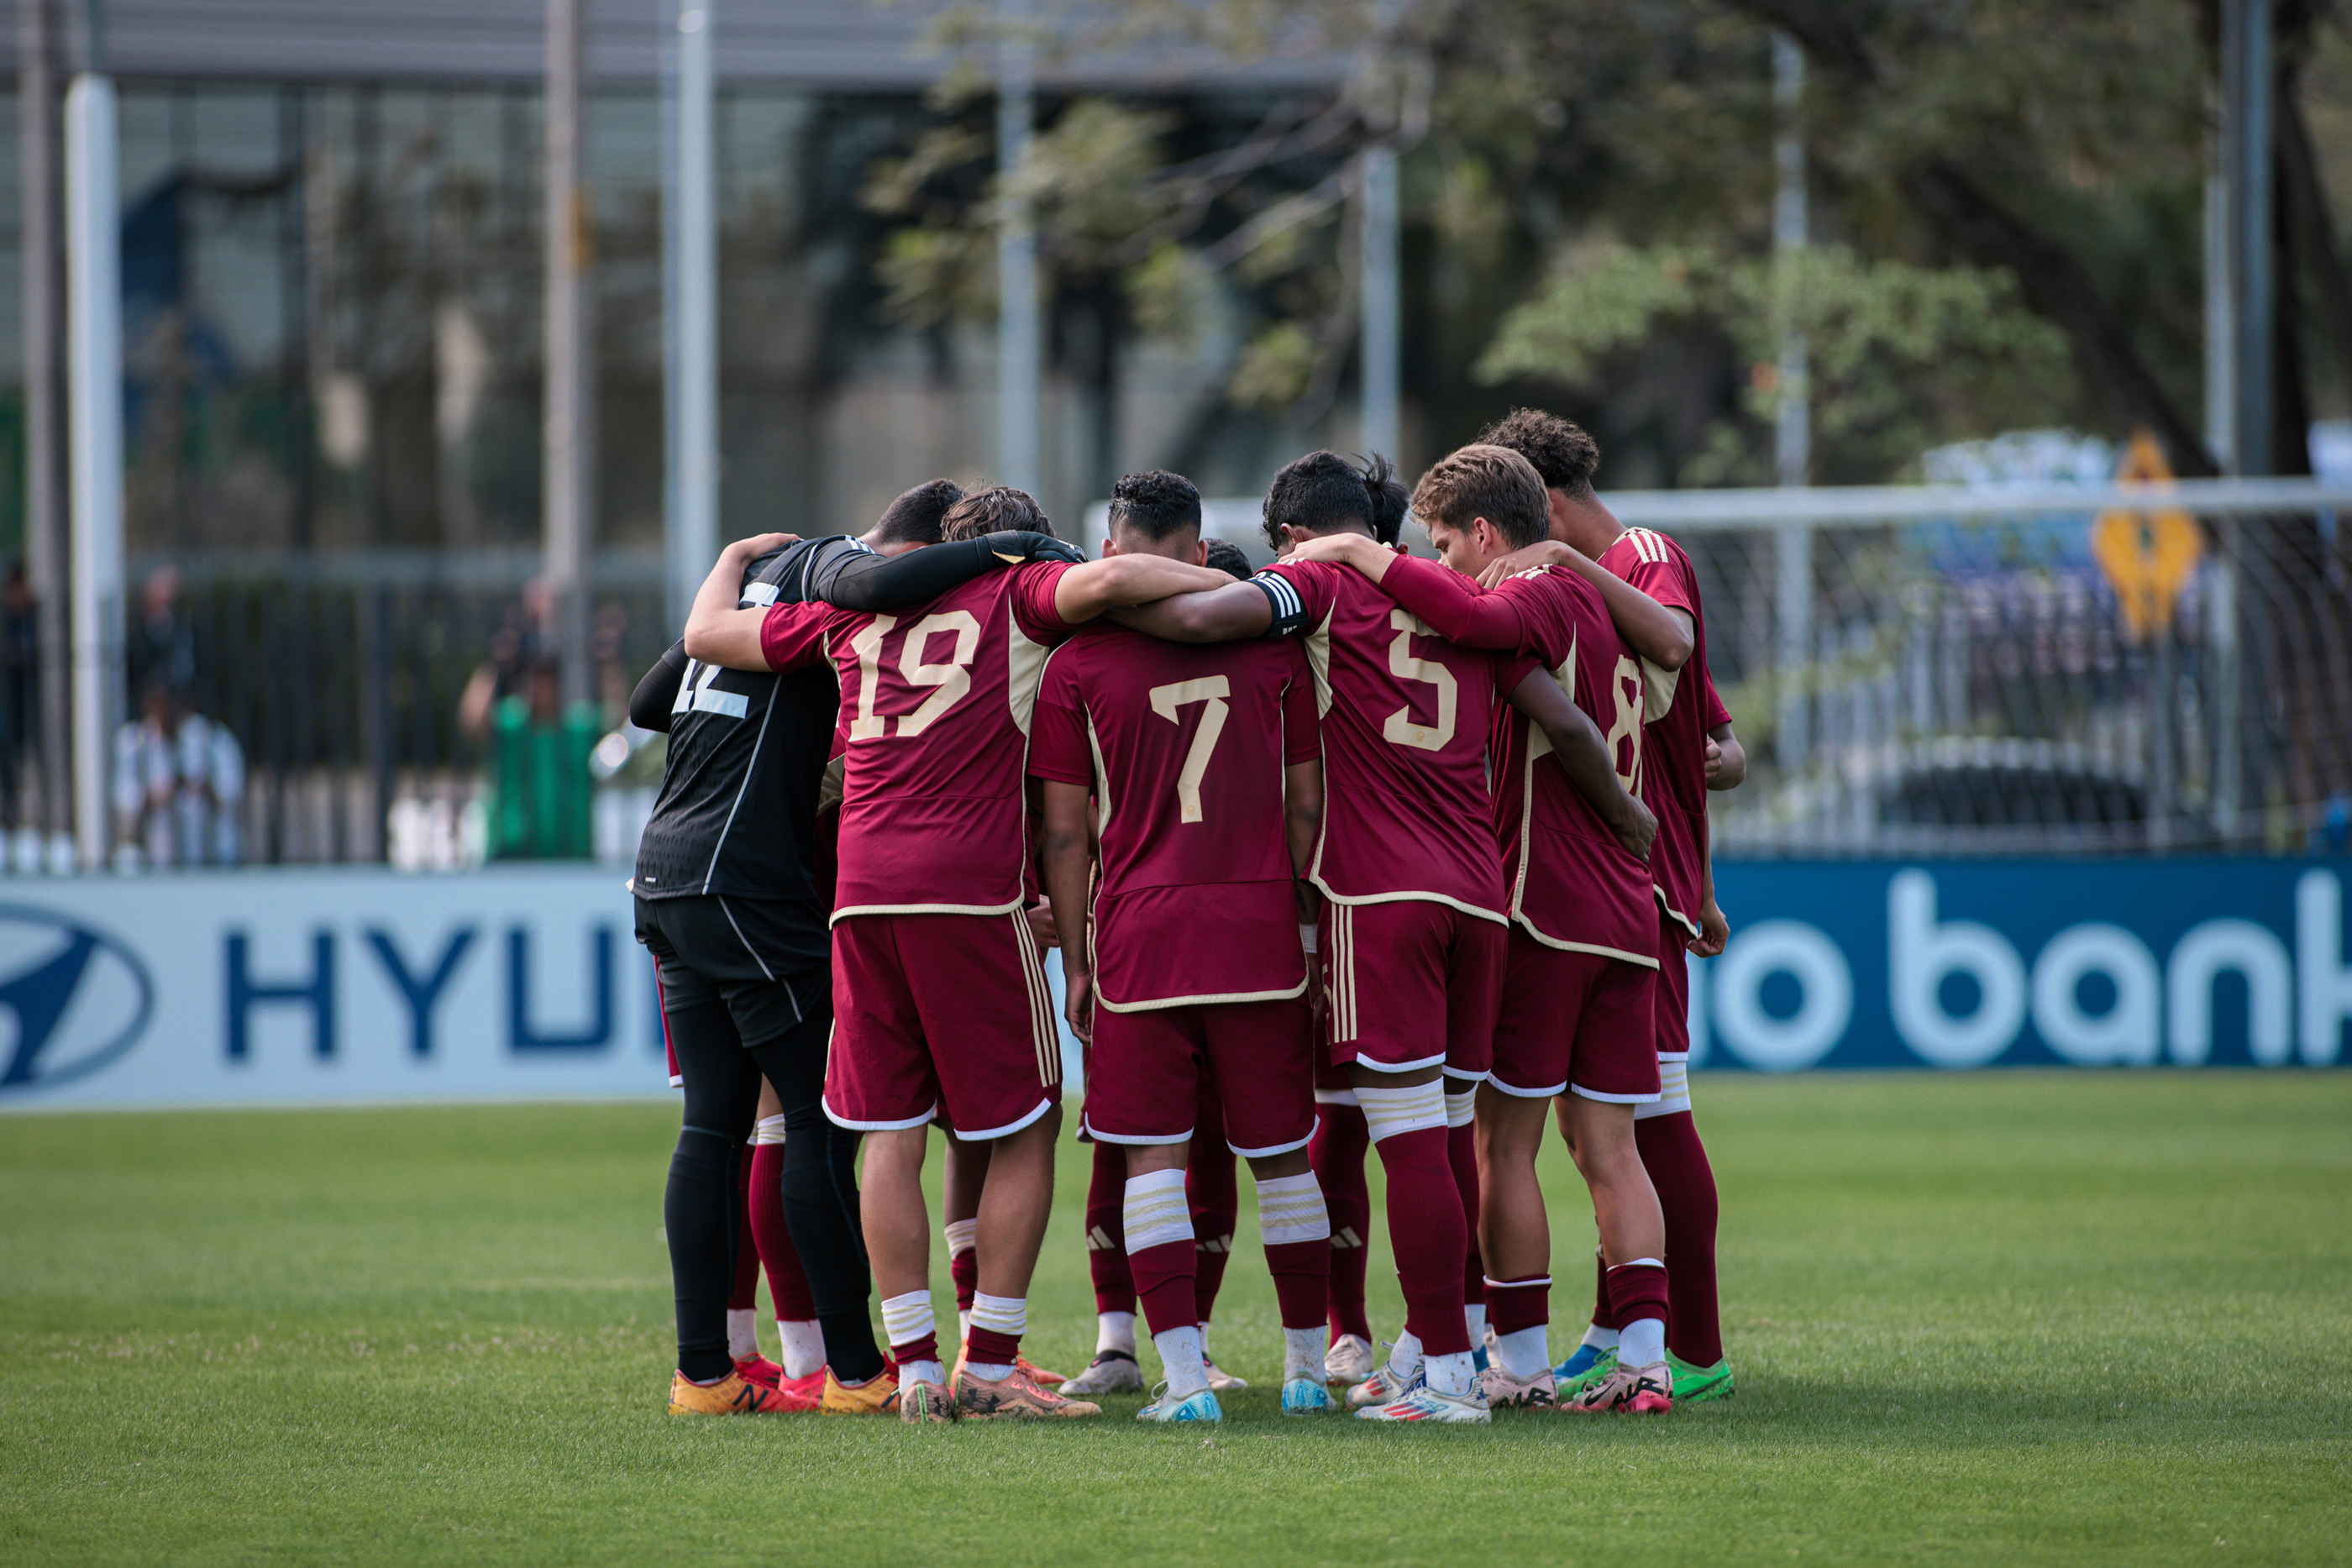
[1254,1171,1330,1245]
[879,1289,934,1345]
[1356,1078,1446,1143]
[1122,1169,1194,1252]
[943,1217,978,1256]
[753,1114,788,1146]
[969,1293,1027,1337]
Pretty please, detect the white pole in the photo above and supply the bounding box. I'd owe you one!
[1770,29,1811,779]
[996,0,1039,496]
[1359,145,1399,464]
[665,1,717,629]
[64,69,120,872]
[544,0,593,708]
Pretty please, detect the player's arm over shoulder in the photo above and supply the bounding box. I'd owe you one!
[1050,554,1234,626]
[1106,574,1278,642]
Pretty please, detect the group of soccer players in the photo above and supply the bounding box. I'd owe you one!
[636,406,1744,1425]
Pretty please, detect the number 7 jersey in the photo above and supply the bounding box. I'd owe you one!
[1254,559,1509,923]
[1027,624,1320,1009]
[759,559,1078,919]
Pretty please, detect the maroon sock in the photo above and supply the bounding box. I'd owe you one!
[1637,1110,1722,1365]
[963,1325,1020,1368]
[1264,1239,1332,1331]
[1084,1142,1137,1315]
[1370,1125,1471,1356]
[893,1329,939,1369]
[1485,1273,1549,1337]
[949,1245,980,1317]
[747,1141,816,1321]
[727,1146,760,1314]
[1187,1146,1239,1327]
[1605,1260,1671,1340]
[1446,1115,1483,1312]
[1127,1237,1199,1340]
[1311,1104,1373,1345]
[1593,1246,1616,1331]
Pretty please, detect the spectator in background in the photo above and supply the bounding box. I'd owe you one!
[111,681,244,868]
[0,563,34,827]
[458,578,555,737]
[127,565,196,705]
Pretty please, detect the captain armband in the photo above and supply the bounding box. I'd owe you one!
[1251,571,1310,637]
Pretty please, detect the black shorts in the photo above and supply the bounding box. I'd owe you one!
[634,894,830,1048]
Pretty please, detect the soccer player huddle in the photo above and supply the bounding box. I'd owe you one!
[633,407,1746,1426]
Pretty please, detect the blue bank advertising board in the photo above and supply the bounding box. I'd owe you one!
[1696,860,2349,1071]
[0,859,2340,1109]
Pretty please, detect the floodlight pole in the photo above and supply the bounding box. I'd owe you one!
[664,0,717,631]
[1359,146,1399,465]
[20,0,73,863]
[1771,29,1812,777]
[544,0,594,708]
[996,0,1040,496]
[64,0,119,873]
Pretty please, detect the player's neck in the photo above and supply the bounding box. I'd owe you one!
[1547,490,1621,558]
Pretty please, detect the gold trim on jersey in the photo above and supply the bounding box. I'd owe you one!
[1312,882,1509,926]
[1095,978,1310,1014]
[1655,884,1703,939]
[1511,915,1659,968]
[829,897,1027,925]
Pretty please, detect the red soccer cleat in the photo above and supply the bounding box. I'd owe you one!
[733,1354,785,1389]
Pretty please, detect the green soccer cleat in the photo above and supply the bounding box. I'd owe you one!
[1557,1349,1617,1400]
[1666,1351,1735,1404]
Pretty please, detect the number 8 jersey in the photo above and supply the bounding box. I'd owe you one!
[1027,623,1321,1009]
[1252,559,1509,924]
[759,560,1079,919]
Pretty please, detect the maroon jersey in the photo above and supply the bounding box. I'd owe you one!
[1028,625,1320,1009]
[1598,527,1719,935]
[1253,559,1507,922]
[759,561,1076,918]
[1374,554,1656,965]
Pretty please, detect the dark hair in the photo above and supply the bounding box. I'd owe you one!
[938,485,1053,543]
[870,479,966,545]
[1203,538,1252,580]
[1260,450,1373,551]
[1474,408,1601,498]
[1361,453,1408,547]
[1107,469,1202,543]
[1410,444,1550,548]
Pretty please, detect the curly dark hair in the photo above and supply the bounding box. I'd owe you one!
[1261,450,1373,551]
[1475,408,1601,498]
[1361,453,1409,546]
[1107,469,1203,543]
[869,478,966,545]
[938,485,1053,543]
[1203,538,1252,580]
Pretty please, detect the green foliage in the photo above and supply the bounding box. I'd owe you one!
[3,1077,2348,1564]
[1482,243,2071,484]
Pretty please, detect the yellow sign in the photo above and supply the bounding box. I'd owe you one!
[2091,431,2202,641]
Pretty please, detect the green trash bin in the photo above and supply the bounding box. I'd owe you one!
[486,697,600,860]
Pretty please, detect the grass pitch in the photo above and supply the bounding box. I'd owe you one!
[2,1072,2347,1566]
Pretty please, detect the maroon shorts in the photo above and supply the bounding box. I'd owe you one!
[1489,927,1660,1102]
[824,910,1062,1140]
[1084,996,1315,1157]
[1653,910,1692,1059]
[1320,899,1505,1079]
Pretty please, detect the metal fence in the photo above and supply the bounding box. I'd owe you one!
[1625,480,2352,857]
[9,479,2347,872]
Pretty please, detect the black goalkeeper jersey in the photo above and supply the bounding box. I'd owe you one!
[629,531,1077,968]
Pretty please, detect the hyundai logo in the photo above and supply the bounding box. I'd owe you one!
[0,905,155,1093]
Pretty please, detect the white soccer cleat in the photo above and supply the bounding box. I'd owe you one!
[1325,1333,1376,1385]
[1058,1350,1146,1396]
[1355,1383,1491,1424]
[1478,1363,1557,1411]
[1346,1347,1424,1408]
[1201,1356,1248,1392]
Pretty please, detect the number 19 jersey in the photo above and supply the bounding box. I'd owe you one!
[759,560,1077,919]
[1027,624,1320,1009]
[1254,559,1508,923]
